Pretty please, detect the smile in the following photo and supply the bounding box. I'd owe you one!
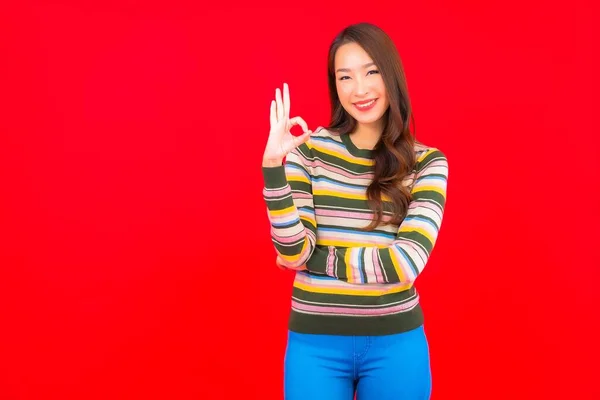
[353,98,378,111]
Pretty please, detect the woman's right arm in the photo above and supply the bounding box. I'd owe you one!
[262,83,316,270]
[263,144,317,270]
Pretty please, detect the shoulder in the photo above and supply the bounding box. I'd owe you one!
[288,126,335,164]
[414,141,447,163]
[297,126,344,153]
[413,141,448,174]
[309,126,341,144]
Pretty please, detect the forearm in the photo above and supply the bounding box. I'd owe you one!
[263,165,316,267]
[306,240,427,285]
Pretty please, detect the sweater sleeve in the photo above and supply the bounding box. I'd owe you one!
[305,149,448,284]
[262,142,317,270]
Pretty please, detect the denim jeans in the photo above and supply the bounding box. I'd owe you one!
[284,325,432,400]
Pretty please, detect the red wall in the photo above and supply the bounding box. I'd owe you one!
[1,1,598,399]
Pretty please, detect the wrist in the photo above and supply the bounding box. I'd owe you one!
[262,158,283,167]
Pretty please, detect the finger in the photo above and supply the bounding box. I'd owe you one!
[276,88,284,122]
[276,256,285,270]
[283,83,290,119]
[296,130,313,146]
[270,100,276,127]
[289,116,309,133]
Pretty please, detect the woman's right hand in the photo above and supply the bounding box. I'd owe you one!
[276,255,307,271]
[262,83,312,167]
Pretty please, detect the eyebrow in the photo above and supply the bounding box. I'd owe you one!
[335,62,376,73]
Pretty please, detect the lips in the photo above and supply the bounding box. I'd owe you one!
[354,98,377,105]
[353,98,378,111]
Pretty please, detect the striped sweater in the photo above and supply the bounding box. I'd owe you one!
[262,127,448,335]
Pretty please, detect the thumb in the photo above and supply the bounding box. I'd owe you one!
[297,130,312,145]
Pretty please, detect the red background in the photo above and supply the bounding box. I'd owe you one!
[1,1,598,399]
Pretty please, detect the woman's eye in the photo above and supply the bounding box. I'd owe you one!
[339,76,350,81]
[367,70,380,75]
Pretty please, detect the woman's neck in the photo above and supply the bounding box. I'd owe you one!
[350,120,384,150]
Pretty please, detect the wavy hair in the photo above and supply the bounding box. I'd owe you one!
[327,22,417,230]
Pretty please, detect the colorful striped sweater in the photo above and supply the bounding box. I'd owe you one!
[262,127,448,335]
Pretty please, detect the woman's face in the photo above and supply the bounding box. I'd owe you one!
[334,42,390,128]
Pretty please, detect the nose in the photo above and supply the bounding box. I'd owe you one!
[354,77,369,97]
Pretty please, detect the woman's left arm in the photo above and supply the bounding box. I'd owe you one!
[305,149,449,285]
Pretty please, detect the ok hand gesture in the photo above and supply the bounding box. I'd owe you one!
[262,83,312,167]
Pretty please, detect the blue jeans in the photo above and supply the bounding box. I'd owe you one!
[284,325,432,400]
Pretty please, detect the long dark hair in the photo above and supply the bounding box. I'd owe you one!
[327,22,417,231]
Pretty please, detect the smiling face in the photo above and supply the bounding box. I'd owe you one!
[334,42,390,129]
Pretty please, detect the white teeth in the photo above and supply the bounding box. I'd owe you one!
[356,99,375,108]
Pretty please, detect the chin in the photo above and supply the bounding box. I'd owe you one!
[351,112,386,125]
[355,115,382,124]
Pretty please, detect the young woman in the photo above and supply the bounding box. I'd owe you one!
[261,22,449,400]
